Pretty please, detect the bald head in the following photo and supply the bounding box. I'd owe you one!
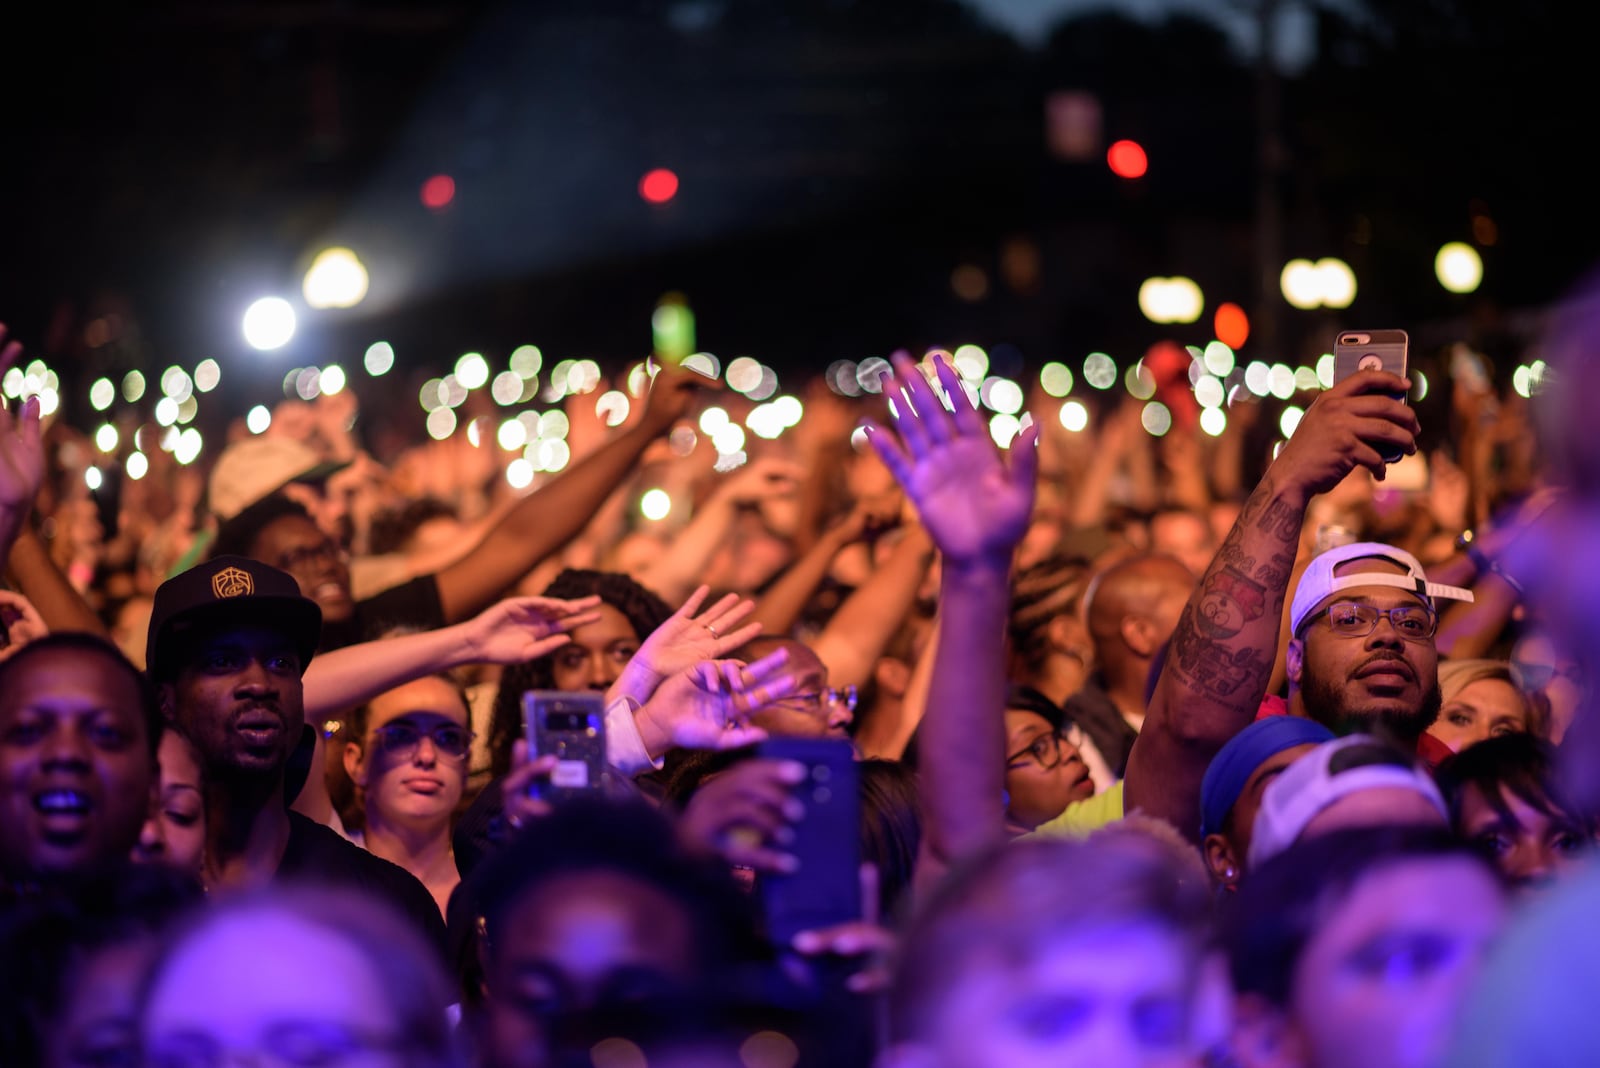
[734,637,849,739]
[1086,555,1196,686]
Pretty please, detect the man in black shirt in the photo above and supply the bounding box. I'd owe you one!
[146,556,445,954]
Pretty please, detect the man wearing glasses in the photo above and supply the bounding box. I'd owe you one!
[1285,543,1473,758]
[735,637,857,741]
[147,556,446,952]
[1128,367,1474,842]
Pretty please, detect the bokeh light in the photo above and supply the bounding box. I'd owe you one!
[1060,399,1089,432]
[952,344,989,381]
[1436,242,1484,294]
[1141,401,1172,436]
[126,453,148,480]
[1040,362,1074,397]
[246,405,271,434]
[639,168,679,204]
[1084,352,1117,390]
[1202,341,1236,378]
[194,359,221,393]
[456,352,490,390]
[1107,139,1148,178]
[90,378,115,411]
[122,371,145,403]
[1200,406,1227,437]
[426,407,457,440]
[1280,405,1305,438]
[242,297,296,351]
[364,342,395,377]
[1280,258,1356,310]
[1138,276,1204,324]
[989,413,1021,448]
[302,247,369,309]
[320,365,347,395]
[640,488,672,521]
[94,424,118,453]
[1214,302,1250,349]
[421,174,455,211]
[1125,363,1157,400]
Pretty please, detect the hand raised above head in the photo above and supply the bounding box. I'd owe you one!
[861,352,1037,565]
[463,595,604,665]
[641,357,722,435]
[0,323,43,519]
[1272,369,1419,495]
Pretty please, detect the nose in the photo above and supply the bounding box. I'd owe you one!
[1514,843,1556,887]
[134,811,166,861]
[232,658,279,696]
[40,723,92,768]
[1365,617,1405,649]
[412,735,438,767]
[827,699,854,731]
[590,650,619,691]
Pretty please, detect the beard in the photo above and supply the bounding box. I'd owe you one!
[1302,669,1443,748]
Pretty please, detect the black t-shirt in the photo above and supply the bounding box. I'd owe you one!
[319,575,447,652]
[1060,677,1139,779]
[281,811,448,960]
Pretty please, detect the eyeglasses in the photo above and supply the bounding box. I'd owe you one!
[1511,660,1586,692]
[147,1020,405,1068]
[370,721,472,760]
[275,539,344,574]
[1317,601,1437,641]
[787,686,859,712]
[1007,731,1069,771]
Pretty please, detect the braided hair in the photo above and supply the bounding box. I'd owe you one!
[1008,551,1094,675]
[485,569,671,778]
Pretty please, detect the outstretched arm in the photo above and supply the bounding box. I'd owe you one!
[1125,370,1419,840]
[432,362,711,622]
[864,353,1038,891]
[302,596,601,718]
[811,523,935,690]
[0,324,43,582]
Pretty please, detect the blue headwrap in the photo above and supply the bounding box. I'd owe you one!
[1199,715,1336,838]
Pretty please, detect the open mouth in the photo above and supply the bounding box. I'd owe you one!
[234,712,283,746]
[34,789,93,835]
[312,581,349,604]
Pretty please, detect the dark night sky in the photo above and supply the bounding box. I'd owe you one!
[2,0,1595,444]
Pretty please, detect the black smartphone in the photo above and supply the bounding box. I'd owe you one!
[755,736,861,947]
[522,690,606,803]
[1334,329,1409,463]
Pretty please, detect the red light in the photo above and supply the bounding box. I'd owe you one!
[1107,140,1148,179]
[639,168,679,204]
[421,174,455,211]
[1215,302,1250,349]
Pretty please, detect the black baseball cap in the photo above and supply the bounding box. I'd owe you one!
[146,555,322,682]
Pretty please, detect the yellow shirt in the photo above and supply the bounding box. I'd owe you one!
[1030,780,1125,838]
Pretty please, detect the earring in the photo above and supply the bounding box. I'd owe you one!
[1224,868,1236,880]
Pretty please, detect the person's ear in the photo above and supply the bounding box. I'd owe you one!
[1285,638,1305,687]
[343,742,368,788]
[158,684,177,722]
[874,657,912,700]
[1121,615,1157,658]
[1230,993,1309,1068]
[1204,832,1242,889]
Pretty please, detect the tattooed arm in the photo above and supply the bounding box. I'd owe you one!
[1124,370,1420,840]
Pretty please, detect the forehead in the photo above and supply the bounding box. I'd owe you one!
[366,677,468,728]
[568,604,639,645]
[0,646,142,714]
[253,514,325,552]
[145,912,387,1034]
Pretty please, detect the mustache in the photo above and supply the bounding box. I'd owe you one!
[230,701,283,723]
[1357,652,1414,679]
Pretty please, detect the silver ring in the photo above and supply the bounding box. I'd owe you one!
[705,622,720,638]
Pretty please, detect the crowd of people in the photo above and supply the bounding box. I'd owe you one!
[3,286,1600,1068]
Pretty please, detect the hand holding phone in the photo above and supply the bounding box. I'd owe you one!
[522,691,606,804]
[1333,330,1410,464]
[753,737,861,948]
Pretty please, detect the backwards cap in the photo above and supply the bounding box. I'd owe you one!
[1247,734,1447,868]
[1289,541,1473,638]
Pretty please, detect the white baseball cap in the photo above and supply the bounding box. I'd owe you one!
[1247,733,1448,868]
[207,437,349,521]
[1289,541,1473,638]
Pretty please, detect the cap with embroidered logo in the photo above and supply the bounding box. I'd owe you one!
[145,555,321,682]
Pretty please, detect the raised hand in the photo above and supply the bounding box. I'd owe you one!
[501,741,557,831]
[710,456,804,508]
[1272,369,1419,494]
[640,357,721,436]
[619,586,765,702]
[461,595,604,664]
[677,756,809,873]
[634,646,798,755]
[0,323,43,519]
[0,589,48,664]
[862,352,1038,563]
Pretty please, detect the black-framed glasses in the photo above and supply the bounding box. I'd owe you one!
[1007,731,1068,771]
[1318,601,1437,641]
[371,721,472,760]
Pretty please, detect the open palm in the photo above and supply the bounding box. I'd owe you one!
[633,586,764,680]
[0,325,43,520]
[863,352,1037,562]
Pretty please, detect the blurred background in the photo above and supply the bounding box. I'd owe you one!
[0,0,1584,476]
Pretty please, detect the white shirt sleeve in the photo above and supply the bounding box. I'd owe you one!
[604,695,662,776]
